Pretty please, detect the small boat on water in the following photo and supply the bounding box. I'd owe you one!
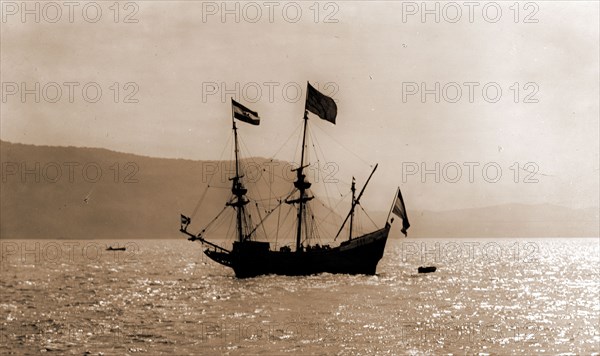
[106,246,126,251]
[418,266,437,273]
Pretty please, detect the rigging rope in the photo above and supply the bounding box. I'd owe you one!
[269,120,303,160]
[312,121,373,168]
[245,189,296,238]
[314,190,350,236]
[201,205,229,235]
[191,186,210,220]
[190,130,232,221]
[359,204,378,229]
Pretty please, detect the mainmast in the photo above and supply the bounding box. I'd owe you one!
[287,111,313,252]
[285,83,336,251]
[227,120,249,242]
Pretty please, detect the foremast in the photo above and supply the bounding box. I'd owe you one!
[180,122,249,251]
[182,99,260,250]
[226,120,250,243]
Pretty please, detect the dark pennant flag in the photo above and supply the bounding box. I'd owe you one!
[392,188,410,237]
[305,82,337,124]
[232,99,260,125]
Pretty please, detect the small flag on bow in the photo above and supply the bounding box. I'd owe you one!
[180,214,191,227]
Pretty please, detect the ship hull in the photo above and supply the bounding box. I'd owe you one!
[204,225,391,278]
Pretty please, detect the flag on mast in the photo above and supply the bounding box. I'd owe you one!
[392,188,410,236]
[180,214,191,229]
[305,82,337,124]
[232,99,260,125]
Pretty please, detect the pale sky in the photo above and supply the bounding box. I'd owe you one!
[1,1,598,211]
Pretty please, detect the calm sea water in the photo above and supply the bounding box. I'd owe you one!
[0,238,598,355]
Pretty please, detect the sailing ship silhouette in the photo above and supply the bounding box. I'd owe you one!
[180,82,410,278]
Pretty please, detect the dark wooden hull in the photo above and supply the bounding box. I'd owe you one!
[204,225,391,278]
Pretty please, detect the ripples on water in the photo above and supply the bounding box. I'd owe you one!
[0,238,598,355]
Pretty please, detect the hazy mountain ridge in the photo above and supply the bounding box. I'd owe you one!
[1,141,598,239]
[400,204,599,238]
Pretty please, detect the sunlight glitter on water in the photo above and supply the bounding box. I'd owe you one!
[0,238,598,355]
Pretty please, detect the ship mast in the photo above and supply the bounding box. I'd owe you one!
[334,164,378,241]
[227,120,249,242]
[287,111,313,252]
[349,177,356,240]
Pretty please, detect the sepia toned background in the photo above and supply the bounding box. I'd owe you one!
[1,2,599,355]
[1,1,598,238]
